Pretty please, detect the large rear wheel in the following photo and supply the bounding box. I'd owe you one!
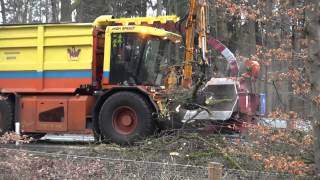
[0,97,13,135]
[99,92,155,145]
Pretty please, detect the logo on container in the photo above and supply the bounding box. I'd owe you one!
[67,47,81,61]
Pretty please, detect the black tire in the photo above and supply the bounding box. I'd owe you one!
[0,97,13,135]
[99,92,155,145]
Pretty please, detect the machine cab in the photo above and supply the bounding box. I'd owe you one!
[90,15,181,89]
[102,26,181,88]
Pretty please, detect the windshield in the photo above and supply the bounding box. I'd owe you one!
[110,33,178,86]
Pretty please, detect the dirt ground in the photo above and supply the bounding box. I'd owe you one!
[0,129,315,178]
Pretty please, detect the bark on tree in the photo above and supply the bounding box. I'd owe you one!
[45,0,50,23]
[289,0,306,117]
[306,0,320,175]
[51,0,59,22]
[0,0,6,24]
[264,0,276,113]
[216,6,229,46]
[241,0,257,57]
[61,0,72,22]
[157,0,163,16]
[77,0,107,22]
[21,0,29,23]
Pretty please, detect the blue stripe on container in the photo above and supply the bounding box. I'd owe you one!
[103,71,110,78]
[44,70,92,78]
[0,71,42,79]
[0,70,110,79]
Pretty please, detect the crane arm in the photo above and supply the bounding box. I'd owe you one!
[182,0,197,89]
[182,0,208,88]
[198,0,208,64]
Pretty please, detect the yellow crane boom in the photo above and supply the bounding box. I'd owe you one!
[182,0,208,89]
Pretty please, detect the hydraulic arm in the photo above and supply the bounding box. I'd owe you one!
[182,0,208,88]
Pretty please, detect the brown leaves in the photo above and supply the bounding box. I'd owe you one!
[232,121,313,175]
[269,68,311,96]
[251,153,263,161]
[270,69,301,82]
[302,135,313,146]
[292,82,311,95]
[268,109,298,120]
[269,48,292,61]
[263,156,306,175]
[312,94,320,106]
[215,0,258,21]
[286,7,306,19]
[0,132,32,144]
[0,149,105,179]
[215,0,305,23]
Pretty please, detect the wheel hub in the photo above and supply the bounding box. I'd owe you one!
[112,107,138,135]
[120,115,133,126]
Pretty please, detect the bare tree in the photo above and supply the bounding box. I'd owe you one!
[0,0,6,24]
[77,0,106,22]
[306,0,320,175]
[61,0,71,22]
[51,0,59,22]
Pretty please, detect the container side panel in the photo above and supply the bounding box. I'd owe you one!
[44,25,92,37]
[0,39,37,48]
[0,27,37,39]
[44,45,92,70]
[0,24,94,93]
[0,48,38,71]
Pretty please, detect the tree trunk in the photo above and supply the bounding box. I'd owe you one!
[28,1,33,23]
[289,0,305,116]
[51,0,59,22]
[157,0,163,16]
[61,0,72,22]
[216,6,229,46]
[264,0,277,113]
[0,0,6,24]
[306,0,320,175]
[139,0,147,16]
[77,0,107,22]
[245,0,257,57]
[45,0,50,23]
[21,0,29,23]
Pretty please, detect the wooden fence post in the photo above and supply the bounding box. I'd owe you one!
[208,162,223,180]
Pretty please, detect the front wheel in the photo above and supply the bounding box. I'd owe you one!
[99,92,156,145]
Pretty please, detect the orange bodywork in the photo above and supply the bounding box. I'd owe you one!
[20,96,95,133]
[0,78,92,93]
[0,70,94,93]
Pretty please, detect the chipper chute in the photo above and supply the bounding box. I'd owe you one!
[182,78,238,122]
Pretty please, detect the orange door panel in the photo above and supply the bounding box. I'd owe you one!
[36,98,68,132]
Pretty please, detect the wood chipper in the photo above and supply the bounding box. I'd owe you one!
[153,0,264,132]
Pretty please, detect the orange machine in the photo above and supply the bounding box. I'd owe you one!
[0,16,181,144]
